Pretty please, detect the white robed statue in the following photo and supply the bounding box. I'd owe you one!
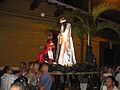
[56,18,76,66]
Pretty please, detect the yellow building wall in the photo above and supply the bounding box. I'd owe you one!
[0,15,53,66]
[0,0,58,67]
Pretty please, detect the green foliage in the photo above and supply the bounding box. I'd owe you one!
[72,27,84,38]
[71,2,120,40]
[64,2,120,63]
[92,2,118,20]
[97,22,120,36]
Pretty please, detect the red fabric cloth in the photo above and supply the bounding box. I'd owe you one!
[36,39,53,64]
[48,58,53,61]
[37,52,44,64]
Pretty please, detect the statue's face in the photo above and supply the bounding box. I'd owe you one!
[60,22,66,26]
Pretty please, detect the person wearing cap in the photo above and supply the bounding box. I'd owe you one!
[56,18,76,66]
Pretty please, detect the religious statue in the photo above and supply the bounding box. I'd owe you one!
[56,18,76,66]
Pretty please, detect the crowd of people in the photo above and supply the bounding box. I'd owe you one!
[0,61,120,90]
[1,61,52,90]
[100,65,120,90]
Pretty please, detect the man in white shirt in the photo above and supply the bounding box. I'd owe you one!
[0,66,18,90]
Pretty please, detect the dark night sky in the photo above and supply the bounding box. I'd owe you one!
[58,0,120,24]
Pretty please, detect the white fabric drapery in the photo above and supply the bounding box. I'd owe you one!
[56,23,76,66]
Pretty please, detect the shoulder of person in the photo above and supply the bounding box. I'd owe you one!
[113,86,119,90]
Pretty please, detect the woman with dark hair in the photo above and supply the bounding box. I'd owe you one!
[102,76,119,90]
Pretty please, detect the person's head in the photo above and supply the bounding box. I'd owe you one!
[108,67,113,73]
[60,18,66,23]
[41,64,48,73]
[48,32,53,40]
[28,62,35,70]
[14,76,28,88]
[33,61,41,72]
[103,66,108,73]
[10,82,24,90]
[60,18,67,26]
[2,66,13,74]
[20,62,26,68]
[105,76,117,89]
[19,62,27,72]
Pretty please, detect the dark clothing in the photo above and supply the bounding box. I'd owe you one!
[40,72,52,90]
